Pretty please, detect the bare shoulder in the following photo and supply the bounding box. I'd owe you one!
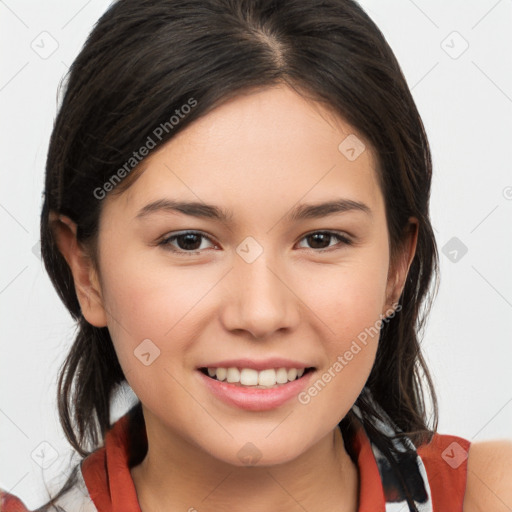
[463,438,512,512]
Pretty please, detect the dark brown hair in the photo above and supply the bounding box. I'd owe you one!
[38,0,438,509]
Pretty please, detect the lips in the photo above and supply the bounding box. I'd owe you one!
[196,359,316,411]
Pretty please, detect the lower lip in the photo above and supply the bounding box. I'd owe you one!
[198,370,315,411]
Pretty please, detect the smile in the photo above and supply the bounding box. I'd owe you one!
[199,367,310,388]
[197,366,316,411]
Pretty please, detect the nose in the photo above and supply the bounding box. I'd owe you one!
[219,252,301,339]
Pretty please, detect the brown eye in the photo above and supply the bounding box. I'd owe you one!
[297,231,352,251]
[159,231,215,255]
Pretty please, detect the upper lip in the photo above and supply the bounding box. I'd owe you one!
[197,358,314,371]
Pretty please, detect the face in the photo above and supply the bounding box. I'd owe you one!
[80,84,411,466]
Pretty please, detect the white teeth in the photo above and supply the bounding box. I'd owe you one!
[203,366,308,387]
[258,369,276,387]
[276,368,288,384]
[240,368,259,386]
[226,367,240,383]
[287,368,298,380]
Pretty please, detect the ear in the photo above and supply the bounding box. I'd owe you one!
[49,212,108,327]
[383,217,419,315]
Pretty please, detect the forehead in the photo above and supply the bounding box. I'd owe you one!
[104,84,383,224]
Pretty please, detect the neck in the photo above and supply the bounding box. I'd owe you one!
[130,412,359,512]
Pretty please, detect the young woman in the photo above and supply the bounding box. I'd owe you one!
[2,0,511,511]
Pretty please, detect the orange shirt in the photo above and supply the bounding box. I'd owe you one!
[0,406,470,511]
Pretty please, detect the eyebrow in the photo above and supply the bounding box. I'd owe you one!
[135,198,371,223]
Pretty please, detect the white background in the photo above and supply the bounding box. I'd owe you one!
[1,0,511,507]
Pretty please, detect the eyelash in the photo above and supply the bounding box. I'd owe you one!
[157,230,353,256]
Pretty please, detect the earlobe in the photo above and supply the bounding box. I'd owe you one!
[384,218,419,314]
[49,212,108,327]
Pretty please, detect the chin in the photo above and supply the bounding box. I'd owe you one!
[206,435,314,469]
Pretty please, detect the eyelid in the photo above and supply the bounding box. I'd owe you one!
[158,230,218,255]
[157,229,353,256]
[296,230,353,251]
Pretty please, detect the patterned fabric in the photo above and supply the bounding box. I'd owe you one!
[350,395,470,511]
[0,402,470,511]
[352,403,433,511]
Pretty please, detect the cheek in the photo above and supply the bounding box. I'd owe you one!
[97,245,217,377]
[297,246,389,409]
[306,245,390,345]
[296,295,384,426]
